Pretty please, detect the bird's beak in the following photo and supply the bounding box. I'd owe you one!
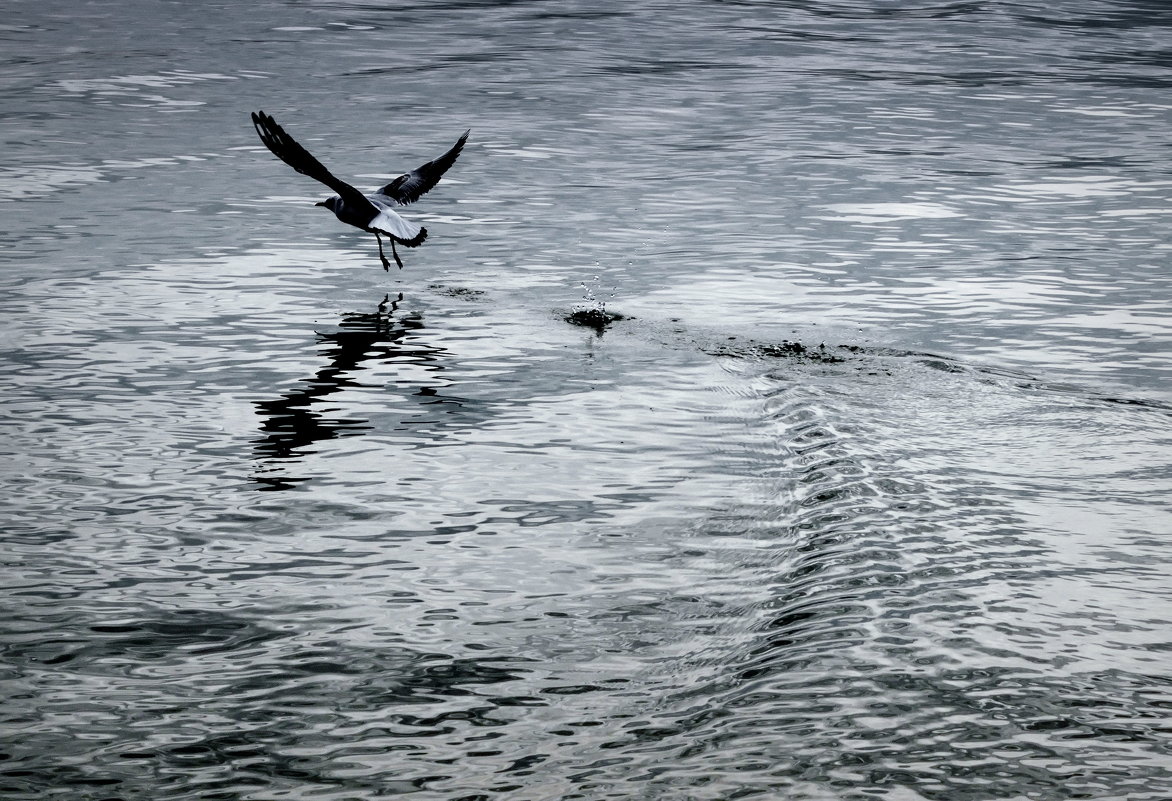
[314,201,326,207]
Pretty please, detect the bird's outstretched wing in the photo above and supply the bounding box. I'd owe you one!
[376,129,469,205]
[252,111,369,208]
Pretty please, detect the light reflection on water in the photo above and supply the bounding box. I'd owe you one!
[2,0,1171,799]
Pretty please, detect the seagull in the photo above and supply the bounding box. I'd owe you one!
[251,111,468,270]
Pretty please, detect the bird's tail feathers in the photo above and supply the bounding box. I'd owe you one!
[369,209,427,247]
[395,226,427,248]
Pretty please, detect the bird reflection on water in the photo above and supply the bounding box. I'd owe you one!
[251,293,444,490]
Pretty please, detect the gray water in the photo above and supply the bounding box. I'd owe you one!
[2,1,1171,799]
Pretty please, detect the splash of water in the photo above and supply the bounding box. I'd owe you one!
[567,274,623,332]
[571,274,609,316]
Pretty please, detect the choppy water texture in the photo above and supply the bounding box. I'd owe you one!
[3,1,1171,799]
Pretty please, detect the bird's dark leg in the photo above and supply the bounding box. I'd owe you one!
[391,239,404,270]
[375,233,391,271]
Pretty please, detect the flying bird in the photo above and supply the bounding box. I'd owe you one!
[251,111,468,270]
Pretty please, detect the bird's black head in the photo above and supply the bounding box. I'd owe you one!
[315,197,339,211]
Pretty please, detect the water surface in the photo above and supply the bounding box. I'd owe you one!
[2,1,1171,799]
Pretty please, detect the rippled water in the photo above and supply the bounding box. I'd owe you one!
[3,1,1171,799]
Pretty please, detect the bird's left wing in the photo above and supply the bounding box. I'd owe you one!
[376,129,469,205]
[252,111,368,208]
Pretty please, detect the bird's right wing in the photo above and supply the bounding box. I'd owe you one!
[252,111,369,208]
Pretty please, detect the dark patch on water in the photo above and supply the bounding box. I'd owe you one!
[429,284,486,300]
[706,337,849,364]
[565,307,625,334]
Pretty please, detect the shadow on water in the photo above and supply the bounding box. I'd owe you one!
[250,293,446,491]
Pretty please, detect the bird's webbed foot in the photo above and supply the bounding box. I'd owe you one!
[391,239,404,270]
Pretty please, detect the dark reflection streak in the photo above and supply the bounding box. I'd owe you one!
[250,293,445,490]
